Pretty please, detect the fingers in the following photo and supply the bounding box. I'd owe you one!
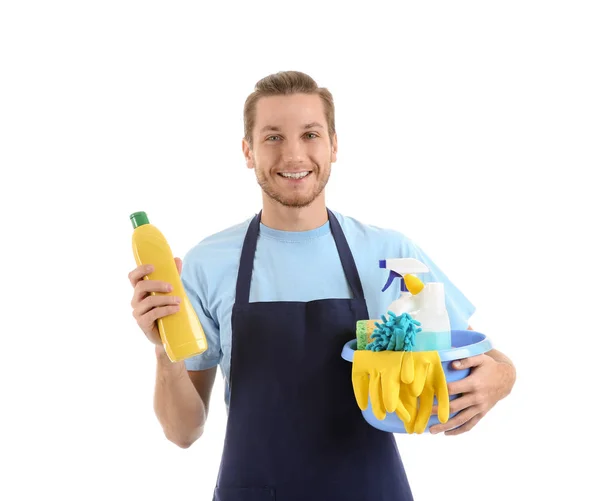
[136,303,180,333]
[447,376,476,396]
[434,364,450,424]
[394,400,410,424]
[397,384,417,432]
[134,293,181,316]
[351,371,370,410]
[430,406,480,435]
[369,371,386,420]
[404,417,416,434]
[407,360,429,397]
[382,360,401,413]
[432,394,477,417]
[414,386,434,434]
[130,261,180,301]
[128,264,153,287]
[131,279,174,307]
[452,354,487,370]
[401,351,414,384]
[443,412,485,436]
[432,362,450,414]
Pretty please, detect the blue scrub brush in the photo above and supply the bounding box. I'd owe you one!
[366,311,421,352]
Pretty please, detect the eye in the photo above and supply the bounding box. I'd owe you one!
[266,135,281,141]
[305,132,318,139]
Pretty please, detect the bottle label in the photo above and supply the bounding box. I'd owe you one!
[414,330,452,351]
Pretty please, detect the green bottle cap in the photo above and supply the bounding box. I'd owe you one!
[130,211,150,228]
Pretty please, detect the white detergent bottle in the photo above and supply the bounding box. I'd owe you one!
[410,282,452,351]
[379,258,429,315]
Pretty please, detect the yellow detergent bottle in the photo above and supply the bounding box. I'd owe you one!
[130,211,208,362]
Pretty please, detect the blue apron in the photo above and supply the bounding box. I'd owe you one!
[213,209,413,501]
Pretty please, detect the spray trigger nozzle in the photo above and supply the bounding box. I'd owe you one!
[379,258,429,295]
[382,270,402,292]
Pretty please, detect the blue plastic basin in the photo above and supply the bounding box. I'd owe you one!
[340,329,493,433]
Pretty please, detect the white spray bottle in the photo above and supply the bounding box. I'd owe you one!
[379,258,452,351]
[379,258,429,315]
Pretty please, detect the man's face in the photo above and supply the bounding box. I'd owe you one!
[243,93,337,208]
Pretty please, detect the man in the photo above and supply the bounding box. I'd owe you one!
[128,71,516,500]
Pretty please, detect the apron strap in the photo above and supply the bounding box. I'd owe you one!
[326,208,365,301]
[235,208,365,304]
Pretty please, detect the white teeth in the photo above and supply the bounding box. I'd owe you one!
[280,171,310,179]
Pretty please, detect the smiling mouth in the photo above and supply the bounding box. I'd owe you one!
[278,171,312,180]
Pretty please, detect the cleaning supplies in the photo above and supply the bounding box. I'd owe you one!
[379,258,429,316]
[351,348,449,431]
[348,256,455,433]
[396,351,449,434]
[410,283,452,351]
[366,311,421,352]
[356,319,377,350]
[352,350,414,421]
[409,351,449,433]
[130,211,208,362]
[380,257,452,352]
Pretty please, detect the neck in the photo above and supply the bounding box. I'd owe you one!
[260,193,328,231]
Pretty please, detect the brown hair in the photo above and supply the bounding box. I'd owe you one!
[243,71,335,149]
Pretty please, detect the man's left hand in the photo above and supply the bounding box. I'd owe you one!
[429,354,516,436]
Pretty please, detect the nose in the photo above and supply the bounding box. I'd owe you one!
[282,138,305,163]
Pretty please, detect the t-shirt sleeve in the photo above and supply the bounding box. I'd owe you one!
[180,258,222,371]
[403,240,476,331]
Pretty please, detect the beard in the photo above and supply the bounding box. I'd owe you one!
[254,159,331,208]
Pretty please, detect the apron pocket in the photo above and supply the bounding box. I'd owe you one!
[214,486,275,501]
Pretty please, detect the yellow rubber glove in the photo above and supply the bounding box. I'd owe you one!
[400,351,450,434]
[397,383,418,433]
[352,350,413,421]
[393,351,423,433]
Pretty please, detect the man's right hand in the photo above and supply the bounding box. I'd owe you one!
[129,257,183,346]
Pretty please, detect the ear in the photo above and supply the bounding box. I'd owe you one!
[330,133,338,163]
[242,138,254,169]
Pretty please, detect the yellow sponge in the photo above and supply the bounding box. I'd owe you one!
[356,319,378,350]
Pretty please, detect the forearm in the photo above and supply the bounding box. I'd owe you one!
[486,348,517,395]
[153,346,206,448]
[487,348,514,368]
[468,326,516,383]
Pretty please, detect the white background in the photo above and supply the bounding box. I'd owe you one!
[1,1,598,500]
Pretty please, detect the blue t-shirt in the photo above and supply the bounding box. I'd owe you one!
[181,209,476,406]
